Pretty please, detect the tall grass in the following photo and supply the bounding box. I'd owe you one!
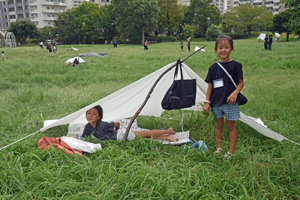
[0,39,299,199]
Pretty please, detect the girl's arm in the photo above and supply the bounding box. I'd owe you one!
[114,122,120,130]
[227,78,244,104]
[203,83,213,113]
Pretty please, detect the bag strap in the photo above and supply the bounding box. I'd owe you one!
[174,59,184,80]
[216,62,237,88]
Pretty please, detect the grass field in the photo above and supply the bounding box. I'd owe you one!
[0,38,300,199]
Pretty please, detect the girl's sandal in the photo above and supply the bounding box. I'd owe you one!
[224,151,235,158]
[214,148,222,154]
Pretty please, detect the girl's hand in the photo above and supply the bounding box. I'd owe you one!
[203,103,211,114]
[227,92,238,104]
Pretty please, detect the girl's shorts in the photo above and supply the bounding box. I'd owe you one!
[116,127,148,141]
[212,103,240,121]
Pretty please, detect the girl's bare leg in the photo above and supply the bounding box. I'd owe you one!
[215,118,224,149]
[226,120,237,153]
[134,127,176,142]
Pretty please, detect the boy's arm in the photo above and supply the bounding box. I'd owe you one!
[227,78,244,104]
[203,83,213,113]
[114,122,120,130]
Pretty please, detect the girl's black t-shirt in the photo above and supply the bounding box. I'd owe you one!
[205,60,243,107]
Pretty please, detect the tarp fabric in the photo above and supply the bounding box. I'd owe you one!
[41,62,286,142]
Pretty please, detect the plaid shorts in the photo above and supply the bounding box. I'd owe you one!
[212,103,240,121]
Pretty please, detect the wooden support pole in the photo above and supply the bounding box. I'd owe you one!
[123,45,206,141]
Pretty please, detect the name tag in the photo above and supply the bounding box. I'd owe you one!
[213,78,224,88]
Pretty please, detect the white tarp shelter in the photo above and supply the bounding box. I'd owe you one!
[257,33,267,40]
[41,61,287,142]
[66,57,85,65]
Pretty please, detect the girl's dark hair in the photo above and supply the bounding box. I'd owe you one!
[86,105,103,120]
[215,35,234,49]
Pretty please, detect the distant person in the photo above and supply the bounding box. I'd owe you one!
[53,44,57,54]
[113,39,117,48]
[39,41,43,50]
[275,32,280,43]
[2,51,6,61]
[72,58,79,67]
[144,39,148,50]
[187,37,191,51]
[268,34,273,51]
[180,41,183,50]
[48,42,52,53]
[264,34,268,50]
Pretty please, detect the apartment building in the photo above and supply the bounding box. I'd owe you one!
[225,0,285,15]
[0,0,74,31]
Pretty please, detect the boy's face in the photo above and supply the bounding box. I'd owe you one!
[86,108,101,126]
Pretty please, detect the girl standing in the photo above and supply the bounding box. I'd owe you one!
[203,35,245,158]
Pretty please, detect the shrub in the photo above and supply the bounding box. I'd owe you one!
[206,25,221,41]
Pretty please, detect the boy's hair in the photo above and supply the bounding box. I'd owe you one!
[2,51,4,53]
[215,35,233,49]
[86,105,103,120]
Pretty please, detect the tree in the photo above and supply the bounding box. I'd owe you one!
[183,0,222,37]
[272,10,293,41]
[183,23,195,38]
[205,24,220,41]
[223,3,273,34]
[113,0,159,44]
[72,2,105,44]
[7,20,39,44]
[282,0,300,32]
[100,4,118,40]
[38,26,54,42]
[54,9,79,44]
[54,2,115,44]
[157,0,184,36]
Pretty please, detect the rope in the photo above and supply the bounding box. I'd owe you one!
[284,138,300,146]
[0,130,40,151]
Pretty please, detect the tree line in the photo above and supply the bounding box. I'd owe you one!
[6,0,299,45]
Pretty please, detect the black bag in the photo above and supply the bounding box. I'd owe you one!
[237,92,247,105]
[161,60,196,110]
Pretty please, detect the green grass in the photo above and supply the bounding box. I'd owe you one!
[0,39,300,199]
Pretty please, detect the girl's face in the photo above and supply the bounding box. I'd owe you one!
[215,39,234,62]
[86,108,101,126]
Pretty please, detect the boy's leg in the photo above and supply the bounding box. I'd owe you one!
[215,117,224,149]
[226,120,237,153]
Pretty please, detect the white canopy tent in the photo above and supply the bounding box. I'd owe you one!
[66,57,85,65]
[41,61,287,142]
[257,33,267,40]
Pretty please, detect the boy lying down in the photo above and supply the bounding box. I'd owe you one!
[82,105,177,142]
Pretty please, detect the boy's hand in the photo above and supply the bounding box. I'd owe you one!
[203,103,211,114]
[227,92,238,104]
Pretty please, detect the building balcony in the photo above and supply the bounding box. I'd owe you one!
[9,11,16,15]
[273,5,279,9]
[42,1,68,6]
[265,0,273,3]
[8,4,15,8]
[10,19,16,22]
[266,3,273,7]
[43,17,56,21]
[43,9,61,13]
[272,11,279,15]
